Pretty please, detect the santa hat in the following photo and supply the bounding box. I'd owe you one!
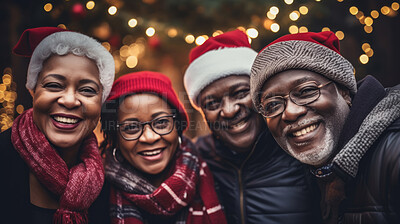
[13,27,115,103]
[183,29,257,110]
[250,31,357,110]
[106,71,189,132]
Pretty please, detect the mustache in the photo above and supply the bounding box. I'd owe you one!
[282,117,321,136]
[209,110,250,130]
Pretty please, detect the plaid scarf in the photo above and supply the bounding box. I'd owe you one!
[105,141,227,224]
[11,108,105,224]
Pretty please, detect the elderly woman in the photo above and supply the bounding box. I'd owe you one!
[100,71,226,224]
[0,27,115,223]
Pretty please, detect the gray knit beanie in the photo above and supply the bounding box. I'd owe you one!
[250,31,357,112]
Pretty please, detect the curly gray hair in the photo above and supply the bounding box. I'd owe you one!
[27,31,115,103]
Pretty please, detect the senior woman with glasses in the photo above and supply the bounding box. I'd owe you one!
[100,71,226,224]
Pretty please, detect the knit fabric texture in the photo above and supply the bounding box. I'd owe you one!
[250,31,356,111]
[11,108,105,224]
[105,71,189,132]
[333,87,400,177]
[13,27,115,103]
[105,141,227,224]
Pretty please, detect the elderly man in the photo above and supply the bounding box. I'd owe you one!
[184,29,321,224]
[250,31,400,224]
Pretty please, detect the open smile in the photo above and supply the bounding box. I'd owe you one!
[137,147,166,161]
[286,120,323,151]
[291,124,319,137]
[51,114,82,129]
[225,116,250,134]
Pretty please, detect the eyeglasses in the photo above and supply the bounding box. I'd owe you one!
[117,115,176,141]
[259,81,333,118]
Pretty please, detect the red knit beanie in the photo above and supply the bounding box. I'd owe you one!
[106,71,189,132]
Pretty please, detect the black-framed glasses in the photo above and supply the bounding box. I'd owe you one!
[117,115,176,141]
[259,81,333,118]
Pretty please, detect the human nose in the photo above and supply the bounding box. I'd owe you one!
[138,124,161,143]
[220,99,240,118]
[58,88,81,109]
[281,98,307,122]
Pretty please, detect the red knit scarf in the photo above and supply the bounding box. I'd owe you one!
[106,142,227,224]
[11,108,105,224]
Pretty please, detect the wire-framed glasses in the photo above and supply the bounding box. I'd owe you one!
[259,81,332,118]
[117,114,176,141]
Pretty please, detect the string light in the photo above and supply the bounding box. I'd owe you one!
[289,11,300,21]
[289,25,299,34]
[145,27,155,37]
[86,1,95,10]
[381,6,390,15]
[364,17,373,26]
[195,35,208,45]
[126,56,138,68]
[364,25,373,33]
[108,6,117,15]
[335,31,345,40]
[44,3,53,12]
[299,26,308,33]
[271,23,280,32]
[246,28,258,38]
[359,54,369,64]
[128,18,138,28]
[370,10,379,19]
[393,2,400,11]
[34,1,399,81]
[270,6,279,15]
[284,0,294,5]
[212,30,223,37]
[349,6,358,15]
[299,6,309,15]
[167,28,178,38]
[267,11,276,19]
[185,34,195,44]
[0,68,17,132]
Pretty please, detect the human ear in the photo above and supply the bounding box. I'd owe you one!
[337,85,352,107]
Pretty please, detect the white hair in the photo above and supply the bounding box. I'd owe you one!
[26,31,115,103]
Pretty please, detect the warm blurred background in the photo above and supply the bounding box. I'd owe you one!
[1,0,399,140]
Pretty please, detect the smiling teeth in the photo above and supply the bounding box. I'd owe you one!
[231,120,246,128]
[53,116,79,124]
[141,149,162,156]
[292,124,318,137]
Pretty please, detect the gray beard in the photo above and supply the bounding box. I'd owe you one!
[277,101,349,166]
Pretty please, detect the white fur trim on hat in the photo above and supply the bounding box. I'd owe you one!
[27,31,115,103]
[250,40,356,112]
[184,47,257,110]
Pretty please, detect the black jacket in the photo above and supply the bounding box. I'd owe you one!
[195,130,322,224]
[317,76,400,223]
[0,128,110,224]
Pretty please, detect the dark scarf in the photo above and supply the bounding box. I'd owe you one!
[11,108,105,224]
[105,141,227,224]
[315,76,400,224]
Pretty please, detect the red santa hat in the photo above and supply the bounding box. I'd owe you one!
[13,27,115,103]
[183,29,257,110]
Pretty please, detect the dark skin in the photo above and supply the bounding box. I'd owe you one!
[198,75,265,153]
[29,54,102,209]
[260,69,351,166]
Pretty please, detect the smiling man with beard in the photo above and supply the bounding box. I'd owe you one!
[183,29,321,224]
[250,31,400,224]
